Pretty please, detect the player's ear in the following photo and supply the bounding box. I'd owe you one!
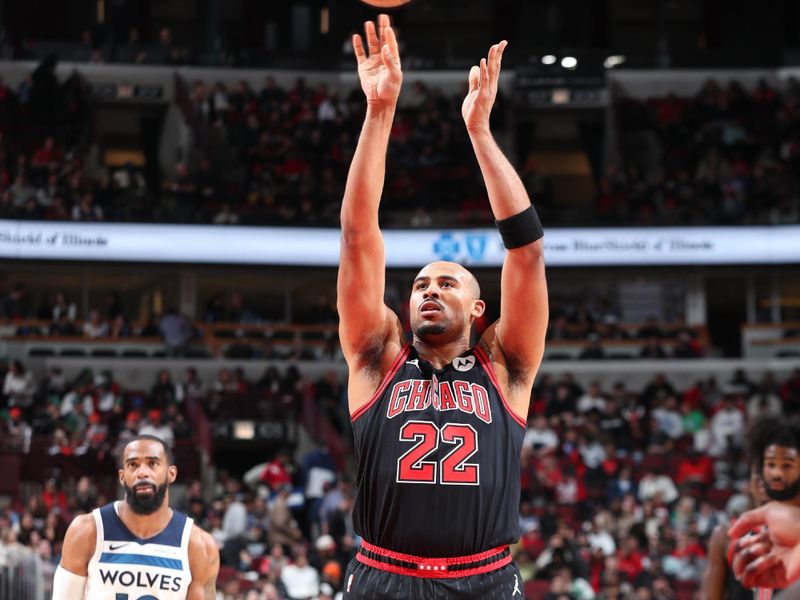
[471,299,485,319]
[118,469,125,487]
[168,465,178,484]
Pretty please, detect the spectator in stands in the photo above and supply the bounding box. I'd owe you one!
[267,484,302,549]
[281,544,320,600]
[159,307,193,356]
[638,472,679,504]
[176,367,204,403]
[782,368,800,411]
[82,308,109,338]
[672,332,702,358]
[651,396,684,440]
[709,393,746,457]
[50,312,79,336]
[71,191,104,221]
[4,406,32,453]
[3,283,31,319]
[675,449,714,489]
[640,337,669,359]
[49,291,77,322]
[138,409,175,447]
[579,334,606,360]
[638,316,664,339]
[523,415,560,456]
[3,360,35,410]
[259,450,293,492]
[213,202,240,225]
[108,314,131,338]
[31,137,61,168]
[747,381,783,419]
[546,383,578,420]
[577,381,607,414]
[151,369,177,408]
[73,475,97,514]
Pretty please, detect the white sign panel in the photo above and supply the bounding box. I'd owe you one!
[0,220,798,267]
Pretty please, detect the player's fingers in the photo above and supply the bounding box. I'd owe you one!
[741,554,783,590]
[479,58,489,94]
[378,13,391,37]
[497,40,508,70]
[382,44,401,80]
[732,541,772,578]
[353,35,367,64]
[728,532,766,567]
[384,24,400,62]
[729,506,768,539]
[468,66,480,92]
[365,20,380,56]
[488,44,497,76]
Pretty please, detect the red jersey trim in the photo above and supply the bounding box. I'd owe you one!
[350,344,411,422]
[360,540,507,565]
[356,543,511,579]
[473,345,526,428]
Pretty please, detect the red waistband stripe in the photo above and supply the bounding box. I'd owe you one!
[356,542,511,579]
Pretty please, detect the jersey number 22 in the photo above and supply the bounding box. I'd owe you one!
[396,420,479,485]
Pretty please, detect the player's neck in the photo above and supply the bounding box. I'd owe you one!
[413,336,471,369]
[118,499,174,539]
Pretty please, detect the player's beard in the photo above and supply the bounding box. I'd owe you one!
[124,480,169,515]
[416,323,447,336]
[763,477,800,501]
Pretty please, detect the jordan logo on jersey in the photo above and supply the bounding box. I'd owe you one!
[386,375,492,423]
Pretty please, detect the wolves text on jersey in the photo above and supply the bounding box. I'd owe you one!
[386,375,492,424]
[98,569,183,592]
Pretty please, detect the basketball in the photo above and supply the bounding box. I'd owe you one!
[359,0,413,8]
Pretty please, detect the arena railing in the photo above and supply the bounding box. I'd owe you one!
[0,544,47,600]
[1,320,709,359]
[741,322,800,359]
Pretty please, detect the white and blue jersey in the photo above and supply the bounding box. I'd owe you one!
[85,502,193,600]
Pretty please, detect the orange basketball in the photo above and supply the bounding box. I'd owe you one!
[359,0,414,8]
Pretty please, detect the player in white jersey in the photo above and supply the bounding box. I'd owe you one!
[52,435,219,600]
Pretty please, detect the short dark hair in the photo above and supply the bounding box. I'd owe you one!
[747,416,800,470]
[122,435,174,466]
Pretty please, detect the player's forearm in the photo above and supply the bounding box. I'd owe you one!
[341,105,395,236]
[468,127,531,220]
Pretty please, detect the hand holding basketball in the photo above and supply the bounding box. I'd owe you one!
[462,41,507,134]
[728,502,800,589]
[353,14,403,110]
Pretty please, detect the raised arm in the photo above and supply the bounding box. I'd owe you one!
[464,43,548,406]
[337,15,404,373]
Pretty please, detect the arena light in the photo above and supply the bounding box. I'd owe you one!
[561,56,577,69]
[604,55,626,69]
[541,54,557,65]
[233,421,255,440]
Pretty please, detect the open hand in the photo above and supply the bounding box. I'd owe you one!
[353,14,402,110]
[462,41,507,134]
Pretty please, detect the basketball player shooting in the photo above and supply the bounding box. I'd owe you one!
[337,14,548,599]
[52,436,219,600]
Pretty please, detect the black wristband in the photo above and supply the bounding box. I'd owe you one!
[495,205,543,249]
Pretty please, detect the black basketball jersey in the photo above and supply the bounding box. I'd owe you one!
[350,343,526,557]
